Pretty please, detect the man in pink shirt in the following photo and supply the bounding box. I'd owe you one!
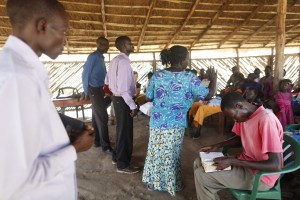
[194,92,283,200]
[105,36,139,174]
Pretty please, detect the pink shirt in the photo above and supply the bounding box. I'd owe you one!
[105,53,137,110]
[232,106,283,187]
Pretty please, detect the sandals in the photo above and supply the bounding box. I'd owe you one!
[147,184,154,191]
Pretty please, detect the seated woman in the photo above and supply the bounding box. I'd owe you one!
[191,98,222,139]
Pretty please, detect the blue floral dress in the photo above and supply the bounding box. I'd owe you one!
[142,70,209,196]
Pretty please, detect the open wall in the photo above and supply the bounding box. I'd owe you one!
[43,47,300,97]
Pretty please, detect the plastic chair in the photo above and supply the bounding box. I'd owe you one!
[55,87,83,118]
[224,134,300,200]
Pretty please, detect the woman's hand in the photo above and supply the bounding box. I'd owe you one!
[206,67,217,81]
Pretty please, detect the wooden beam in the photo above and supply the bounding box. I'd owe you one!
[285,32,300,45]
[240,2,297,48]
[274,0,287,94]
[238,15,277,48]
[236,48,240,69]
[298,50,300,88]
[101,0,107,38]
[218,4,263,48]
[164,0,200,49]
[65,36,70,54]
[152,52,156,72]
[137,0,157,52]
[190,0,230,49]
[264,20,300,47]
[269,48,274,67]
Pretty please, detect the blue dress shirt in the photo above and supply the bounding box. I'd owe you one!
[82,50,106,95]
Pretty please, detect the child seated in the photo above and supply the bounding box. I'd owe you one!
[274,79,294,130]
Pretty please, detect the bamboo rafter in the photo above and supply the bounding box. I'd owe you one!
[190,0,230,49]
[164,0,200,49]
[101,0,107,38]
[218,4,263,48]
[137,0,157,52]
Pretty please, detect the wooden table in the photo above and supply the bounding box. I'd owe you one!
[52,98,91,118]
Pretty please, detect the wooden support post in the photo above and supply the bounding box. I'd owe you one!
[298,50,300,88]
[152,52,156,72]
[236,48,240,70]
[268,48,274,69]
[189,50,192,70]
[274,0,287,93]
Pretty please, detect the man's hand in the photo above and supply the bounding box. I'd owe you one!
[200,144,220,153]
[71,125,95,153]
[130,108,138,117]
[80,92,90,100]
[213,156,235,170]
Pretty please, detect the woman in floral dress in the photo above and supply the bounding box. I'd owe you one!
[142,45,217,196]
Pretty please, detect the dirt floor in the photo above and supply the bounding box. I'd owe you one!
[75,112,300,200]
[76,113,236,200]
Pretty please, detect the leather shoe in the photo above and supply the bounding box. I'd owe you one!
[102,148,113,155]
[93,142,101,147]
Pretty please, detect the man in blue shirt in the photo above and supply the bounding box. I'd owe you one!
[82,37,113,154]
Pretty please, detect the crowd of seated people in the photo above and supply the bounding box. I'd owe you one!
[188,65,297,138]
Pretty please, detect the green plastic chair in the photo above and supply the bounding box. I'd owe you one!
[225,134,300,200]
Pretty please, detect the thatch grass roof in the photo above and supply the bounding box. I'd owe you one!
[0,0,300,54]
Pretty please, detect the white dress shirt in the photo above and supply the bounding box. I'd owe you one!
[0,36,77,200]
[105,53,137,110]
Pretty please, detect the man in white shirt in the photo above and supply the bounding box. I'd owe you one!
[105,36,139,174]
[0,0,95,199]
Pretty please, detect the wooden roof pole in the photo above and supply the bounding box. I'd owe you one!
[137,0,157,52]
[164,0,200,49]
[152,52,156,72]
[218,4,263,49]
[274,0,287,93]
[239,15,276,48]
[190,0,230,49]
[101,0,107,38]
[285,32,300,45]
[65,37,70,54]
[298,49,300,88]
[236,48,239,70]
[264,21,300,47]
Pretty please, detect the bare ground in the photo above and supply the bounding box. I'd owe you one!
[76,113,239,200]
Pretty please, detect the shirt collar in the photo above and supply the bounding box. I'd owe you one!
[4,35,49,84]
[4,35,43,69]
[119,52,130,61]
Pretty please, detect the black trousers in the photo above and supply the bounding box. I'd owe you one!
[89,86,111,151]
[112,96,133,169]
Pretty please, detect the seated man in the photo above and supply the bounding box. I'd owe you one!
[193,92,283,200]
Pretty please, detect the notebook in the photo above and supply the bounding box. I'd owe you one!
[199,152,231,173]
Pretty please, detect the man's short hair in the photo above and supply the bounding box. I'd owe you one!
[7,0,65,28]
[115,36,130,51]
[221,92,247,111]
[96,36,108,45]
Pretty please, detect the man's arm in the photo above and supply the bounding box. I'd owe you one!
[116,59,137,112]
[214,152,282,172]
[200,135,242,152]
[0,77,93,199]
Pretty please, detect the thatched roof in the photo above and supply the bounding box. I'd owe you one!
[1,0,300,54]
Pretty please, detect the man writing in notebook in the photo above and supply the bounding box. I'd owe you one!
[193,92,283,200]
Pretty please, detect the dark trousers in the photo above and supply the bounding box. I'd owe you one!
[89,86,111,151]
[112,96,133,169]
